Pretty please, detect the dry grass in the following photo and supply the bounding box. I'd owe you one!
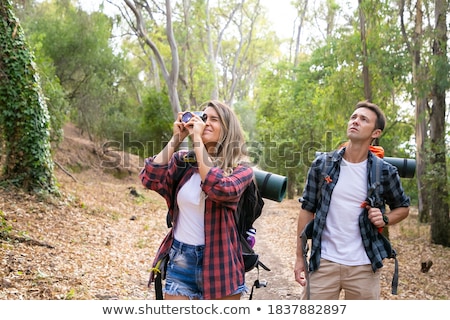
[1,124,449,300]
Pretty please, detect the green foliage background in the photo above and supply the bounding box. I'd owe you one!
[4,0,447,203]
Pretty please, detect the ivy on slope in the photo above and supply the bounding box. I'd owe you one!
[0,0,57,194]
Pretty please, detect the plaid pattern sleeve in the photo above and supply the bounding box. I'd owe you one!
[300,152,337,213]
[201,165,254,299]
[360,154,410,271]
[380,159,411,210]
[139,151,189,206]
[301,150,342,272]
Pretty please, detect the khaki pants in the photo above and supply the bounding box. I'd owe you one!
[303,259,380,300]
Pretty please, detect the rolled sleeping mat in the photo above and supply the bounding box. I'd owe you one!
[383,157,416,178]
[315,152,416,178]
[254,170,287,202]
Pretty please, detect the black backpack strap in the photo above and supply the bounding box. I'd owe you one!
[151,255,169,300]
[154,272,163,300]
[257,260,270,271]
[248,267,268,300]
[370,154,399,295]
[391,248,399,295]
[369,154,382,205]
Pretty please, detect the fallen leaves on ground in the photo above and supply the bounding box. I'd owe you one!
[1,124,449,300]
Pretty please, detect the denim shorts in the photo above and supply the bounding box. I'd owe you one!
[164,239,246,299]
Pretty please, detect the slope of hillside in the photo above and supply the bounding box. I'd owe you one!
[1,123,449,300]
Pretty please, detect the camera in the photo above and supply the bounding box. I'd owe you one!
[181,111,207,123]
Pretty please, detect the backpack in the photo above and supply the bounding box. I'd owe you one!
[233,176,271,299]
[234,177,269,272]
[156,151,270,300]
[301,149,399,298]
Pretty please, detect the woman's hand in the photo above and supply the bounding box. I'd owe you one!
[182,113,206,138]
[174,112,190,142]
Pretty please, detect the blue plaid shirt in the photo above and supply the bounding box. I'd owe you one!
[300,148,410,272]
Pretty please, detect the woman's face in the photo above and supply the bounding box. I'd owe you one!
[202,106,222,147]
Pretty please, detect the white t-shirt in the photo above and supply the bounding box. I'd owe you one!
[173,173,206,245]
[321,158,371,265]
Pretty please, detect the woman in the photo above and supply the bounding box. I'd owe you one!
[139,100,253,300]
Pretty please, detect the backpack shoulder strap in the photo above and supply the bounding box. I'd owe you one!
[370,153,399,295]
[368,154,384,208]
[234,178,264,233]
[234,176,268,275]
[370,153,382,189]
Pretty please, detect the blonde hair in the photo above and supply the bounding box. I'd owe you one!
[201,100,248,174]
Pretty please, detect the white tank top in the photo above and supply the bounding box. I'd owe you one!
[321,158,371,265]
[173,173,206,245]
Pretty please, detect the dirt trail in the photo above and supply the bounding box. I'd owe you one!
[2,123,449,300]
[243,200,304,300]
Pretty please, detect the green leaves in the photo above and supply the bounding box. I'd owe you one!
[0,0,57,194]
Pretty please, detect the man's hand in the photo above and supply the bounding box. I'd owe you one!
[294,257,307,286]
[366,206,385,228]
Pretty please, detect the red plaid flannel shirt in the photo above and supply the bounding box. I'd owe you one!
[139,151,253,299]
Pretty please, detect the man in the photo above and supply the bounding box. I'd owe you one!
[294,100,410,299]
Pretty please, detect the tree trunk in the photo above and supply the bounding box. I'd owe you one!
[429,0,449,246]
[358,0,372,101]
[415,98,430,223]
[409,0,431,223]
[293,0,308,68]
[205,0,219,100]
[0,0,57,193]
[124,0,181,117]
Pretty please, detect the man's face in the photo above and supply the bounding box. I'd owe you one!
[346,107,381,142]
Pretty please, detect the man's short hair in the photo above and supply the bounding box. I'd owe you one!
[355,100,386,131]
